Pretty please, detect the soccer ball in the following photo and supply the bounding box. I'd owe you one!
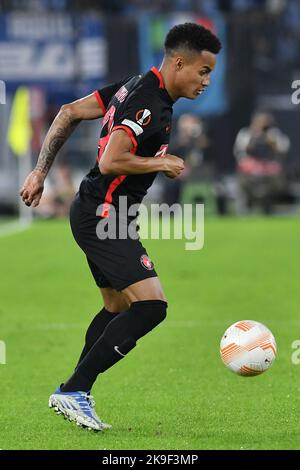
[220,320,277,376]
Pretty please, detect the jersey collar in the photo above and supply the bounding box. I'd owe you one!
[150,66,165,88]
[150,66,174,106]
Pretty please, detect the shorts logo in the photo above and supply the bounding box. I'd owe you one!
[140,254,154,270]
[136,109,152,127]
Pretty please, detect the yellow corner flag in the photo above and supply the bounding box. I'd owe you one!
[7,86,32,157]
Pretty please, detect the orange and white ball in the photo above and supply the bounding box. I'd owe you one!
[220,320,277,376]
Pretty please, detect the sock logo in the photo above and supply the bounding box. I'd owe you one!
[114,346,125,357]
[140,254,154,270]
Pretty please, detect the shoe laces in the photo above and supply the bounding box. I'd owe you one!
[86,394,96,408]
[76,392,95,411]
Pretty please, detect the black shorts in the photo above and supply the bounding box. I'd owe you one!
[69,196,158,291]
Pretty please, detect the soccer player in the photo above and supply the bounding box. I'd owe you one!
[20,23,221,431]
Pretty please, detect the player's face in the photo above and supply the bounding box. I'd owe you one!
[175,50,216,100]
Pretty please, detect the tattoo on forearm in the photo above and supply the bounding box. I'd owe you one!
[35,108,79,176]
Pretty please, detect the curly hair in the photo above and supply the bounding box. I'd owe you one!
[164,22,221,56]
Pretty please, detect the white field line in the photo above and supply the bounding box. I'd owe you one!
[0,221,32,238]
[26,319,300,331]
[30,321,202,331]
[29,319,300,331]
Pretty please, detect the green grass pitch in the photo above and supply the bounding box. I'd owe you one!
[0,216,300,450]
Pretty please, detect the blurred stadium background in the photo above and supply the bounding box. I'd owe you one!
[0,0,300,220]
[1,0,300,451]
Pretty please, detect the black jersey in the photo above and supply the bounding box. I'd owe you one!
[78,67,174,217]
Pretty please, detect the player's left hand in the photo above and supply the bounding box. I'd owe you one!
[20,170,45,207]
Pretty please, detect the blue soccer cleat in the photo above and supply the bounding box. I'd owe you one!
[48,387,112,431]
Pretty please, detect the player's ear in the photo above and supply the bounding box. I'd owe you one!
[175,57,184,71]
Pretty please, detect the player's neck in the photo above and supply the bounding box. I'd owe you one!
[159,64,180,103]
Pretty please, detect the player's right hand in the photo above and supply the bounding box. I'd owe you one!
[20,170,45,207]
[163,154,185,178]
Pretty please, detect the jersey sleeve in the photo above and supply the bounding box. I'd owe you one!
[94,76,133,115]
[111,92,162,149]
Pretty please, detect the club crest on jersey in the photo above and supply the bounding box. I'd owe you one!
[140,255,154,270]
[136,109,152,127]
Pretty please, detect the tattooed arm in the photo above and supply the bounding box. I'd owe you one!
[20,93,104,207]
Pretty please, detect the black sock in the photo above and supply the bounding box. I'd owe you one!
[75,307,118,368]
[61,307,117,392]
[61,300,167,392]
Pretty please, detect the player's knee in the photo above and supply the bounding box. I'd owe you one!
[103,292,130,313]
[104,300,127,313]
[156,292,167,303]
[151,284,167,303]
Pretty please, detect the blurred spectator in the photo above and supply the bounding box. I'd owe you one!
[163,113,209,205]
[234,111,290,213]
[0,0,281,13]
[35,162,76,218]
